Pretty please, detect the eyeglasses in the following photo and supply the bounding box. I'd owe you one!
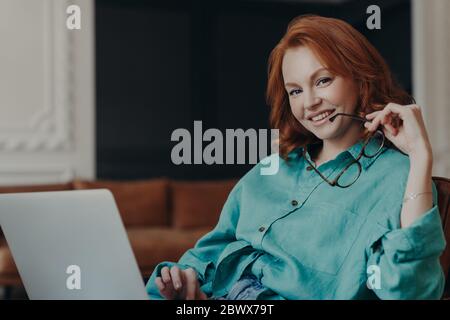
[302,112,385,188]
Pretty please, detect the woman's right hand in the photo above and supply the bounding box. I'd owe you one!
[155,266,207,300]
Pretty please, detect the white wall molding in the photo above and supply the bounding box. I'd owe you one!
[0,164,74,186]
[0,0,94,185]
[0,0,74,152]
[413,0,450,178]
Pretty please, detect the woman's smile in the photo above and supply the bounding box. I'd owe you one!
[308,108,337,127]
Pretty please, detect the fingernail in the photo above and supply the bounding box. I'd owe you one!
[175,282,181,290]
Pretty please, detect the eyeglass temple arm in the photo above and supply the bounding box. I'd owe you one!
[329,113,368,123]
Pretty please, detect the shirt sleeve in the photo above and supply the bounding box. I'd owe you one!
[366,180,447,300]
[145,182,242,299]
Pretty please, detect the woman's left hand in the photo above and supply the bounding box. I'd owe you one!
[364,103,433,162]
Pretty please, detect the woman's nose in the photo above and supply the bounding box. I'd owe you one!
[303,91,322,110]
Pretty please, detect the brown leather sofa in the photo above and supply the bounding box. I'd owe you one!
[0,178,238,288]
[0,176,450,299]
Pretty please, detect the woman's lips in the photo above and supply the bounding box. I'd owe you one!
[309,109,336,127]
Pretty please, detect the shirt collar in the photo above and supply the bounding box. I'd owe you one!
[288,138,387,170]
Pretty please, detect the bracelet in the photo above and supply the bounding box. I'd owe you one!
[402,191,432,203]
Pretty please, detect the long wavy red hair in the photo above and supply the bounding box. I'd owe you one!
[266,15,413,160]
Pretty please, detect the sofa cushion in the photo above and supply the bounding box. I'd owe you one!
[73,179,169,227]
[126,226,210,274]
[171,179,238,229]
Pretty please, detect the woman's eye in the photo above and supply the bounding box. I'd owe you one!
[289,89,302,96]
[317,77,332,86]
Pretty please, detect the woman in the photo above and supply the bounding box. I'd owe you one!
[146,15,446,300]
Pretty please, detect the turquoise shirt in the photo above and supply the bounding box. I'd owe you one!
[146,138,447,300]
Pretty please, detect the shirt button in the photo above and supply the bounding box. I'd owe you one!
[291,200,298,206]
[258,226,265,232]
[306,165,313,171]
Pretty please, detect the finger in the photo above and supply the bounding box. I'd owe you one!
[184,268,198,300]
[156,277,176,300]
[364,114,382,131]
[159,273,175,292]
[367,103,404,128]
[382,127,395,141]
[170,266,183,291]
[367,108,393,131]
[161,266,171,284]
[365,111,381,119]
[383,103,409,120]
[379,109,402,132]
[384,122,398,136]
[364,118,381,132]
[381,113,396,130]
[155,276,165,291]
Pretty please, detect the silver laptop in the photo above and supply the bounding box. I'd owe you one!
[0,189,148,300]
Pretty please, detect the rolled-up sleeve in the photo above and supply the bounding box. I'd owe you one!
[146,182,242,299]
[366,182,447,300]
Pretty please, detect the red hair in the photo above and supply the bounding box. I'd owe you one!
[266,15,413,160]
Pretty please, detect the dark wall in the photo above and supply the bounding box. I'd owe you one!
[95,0,412,181]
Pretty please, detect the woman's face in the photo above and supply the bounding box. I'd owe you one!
[282,45,360,142]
